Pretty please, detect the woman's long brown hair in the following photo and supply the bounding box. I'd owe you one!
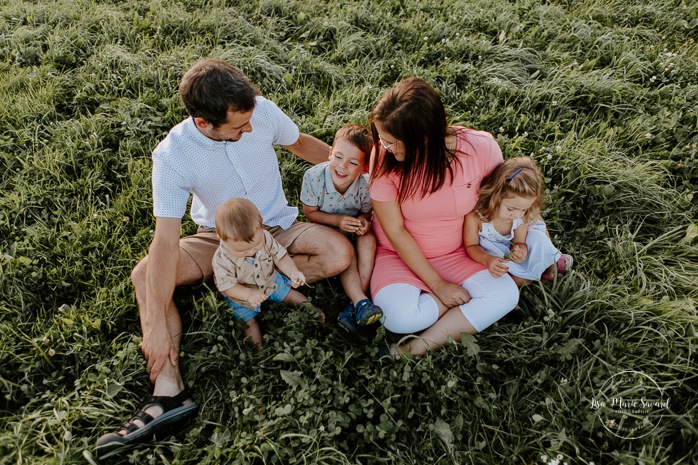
[369,77,459,203]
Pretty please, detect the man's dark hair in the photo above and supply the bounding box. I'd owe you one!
[179,59,260,127]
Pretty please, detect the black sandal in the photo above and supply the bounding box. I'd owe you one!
[95,387,198,459]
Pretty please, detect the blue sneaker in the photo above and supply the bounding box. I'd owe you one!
[355,299,383,326]
[337,303,360,334]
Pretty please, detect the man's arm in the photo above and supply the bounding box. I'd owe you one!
[140,216,182,382]
[281,133,330,165]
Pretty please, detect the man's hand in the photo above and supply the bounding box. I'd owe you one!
[141,325,178,383]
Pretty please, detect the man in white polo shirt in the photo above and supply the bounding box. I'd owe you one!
[96,59,353,458]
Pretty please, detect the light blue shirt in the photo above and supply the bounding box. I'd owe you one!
[300,161,371,216]
[151,96,301,228]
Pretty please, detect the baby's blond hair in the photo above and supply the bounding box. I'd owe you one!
[215,198,263,242]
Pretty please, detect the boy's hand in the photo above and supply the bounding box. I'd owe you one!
[355,218,370,236]
[290,271,306,288]
[486,255,509,278]
[247,291,267,307]
[337,215,363,234]
[509,243,528,263]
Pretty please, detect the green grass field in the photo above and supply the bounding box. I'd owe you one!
[1,0,696,463]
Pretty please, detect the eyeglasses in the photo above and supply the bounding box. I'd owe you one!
[379,135,399,151]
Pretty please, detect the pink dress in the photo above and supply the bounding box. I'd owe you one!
[370,128,503,296]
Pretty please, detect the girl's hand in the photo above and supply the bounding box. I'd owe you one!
[290,271,306,288]
[433,281,472,308]
[486,255,509,278]
[337,215,363,234]
[509,243,528,263]
[247,291,267,307]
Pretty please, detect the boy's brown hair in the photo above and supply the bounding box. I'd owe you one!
[333,123,373,170]
[215,198,263,242]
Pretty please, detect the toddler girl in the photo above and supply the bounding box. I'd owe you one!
[464,157,572,285]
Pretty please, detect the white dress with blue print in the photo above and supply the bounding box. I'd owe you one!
[479,217,561,281]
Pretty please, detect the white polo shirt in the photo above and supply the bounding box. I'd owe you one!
[151,96,301,228]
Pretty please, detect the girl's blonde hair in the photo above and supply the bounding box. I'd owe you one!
[477,157,545,224]
[215,198,263,242]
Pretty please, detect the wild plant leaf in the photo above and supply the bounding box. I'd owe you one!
[280,370,303,389]
[274,403,293,416]
[432,418,453,451]
[273,352,295,362]
[460,333,480,357]
[680,223,698,245]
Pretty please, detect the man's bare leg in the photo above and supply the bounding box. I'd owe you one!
[108,250,203,434]
[286,225,353,283]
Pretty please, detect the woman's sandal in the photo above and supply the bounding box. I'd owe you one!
[95,387,198,459]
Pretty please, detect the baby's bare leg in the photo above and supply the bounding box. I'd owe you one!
[244,317,263,349]
[283,289,325,322]
[283,289,307,305]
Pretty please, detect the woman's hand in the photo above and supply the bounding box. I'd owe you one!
[337,215,363,234]
[433,281,472,308]
[486,255,509,278]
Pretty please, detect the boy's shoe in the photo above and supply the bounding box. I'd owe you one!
[355,299,383,326]
[337,303,360,334]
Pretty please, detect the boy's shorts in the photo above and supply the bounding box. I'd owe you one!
[222,271,292,322]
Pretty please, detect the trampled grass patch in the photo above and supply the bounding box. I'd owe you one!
[0,0,696,463]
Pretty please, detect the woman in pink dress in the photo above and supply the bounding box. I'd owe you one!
[369,77,519,357]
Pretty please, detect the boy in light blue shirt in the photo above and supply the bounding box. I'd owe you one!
[300,124,382,333]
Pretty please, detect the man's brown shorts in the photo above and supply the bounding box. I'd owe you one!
[179,221,320,285]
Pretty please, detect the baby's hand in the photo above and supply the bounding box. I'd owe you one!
[486,255,509,278]
[247,291,267,307]
[338,215,363,234]
[290,271,306,288]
